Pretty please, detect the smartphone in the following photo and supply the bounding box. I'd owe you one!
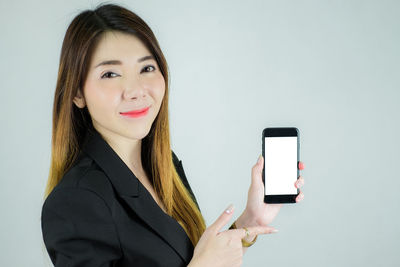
[262,127,300,203]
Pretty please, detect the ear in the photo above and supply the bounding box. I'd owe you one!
[73,89,86,108]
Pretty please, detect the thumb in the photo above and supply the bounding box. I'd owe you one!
[251,155,264,185]
[208,204,235,234]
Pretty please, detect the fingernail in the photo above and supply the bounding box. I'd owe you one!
[257,155,262,164]
[271,229,279,233]
[298,162,305,170]
[225,204,234,214]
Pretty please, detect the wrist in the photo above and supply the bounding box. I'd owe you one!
[234,212,259,244]
[229,220,258,247]
[236,210,258,229]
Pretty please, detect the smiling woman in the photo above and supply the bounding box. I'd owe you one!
[41,3,207,266]
[40,2,295,267]
[72,31,166,145]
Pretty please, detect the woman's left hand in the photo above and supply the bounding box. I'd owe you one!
[236,155,305,229]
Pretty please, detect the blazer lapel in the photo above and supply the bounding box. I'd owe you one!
[81,130,194,263]
[121,188,194,263]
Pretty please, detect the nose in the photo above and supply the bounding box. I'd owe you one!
[122,75,146,100]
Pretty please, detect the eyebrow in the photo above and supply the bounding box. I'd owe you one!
[94,55,155,68]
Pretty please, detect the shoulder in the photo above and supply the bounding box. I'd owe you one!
[41,152,119,240]
[43,152,115,212]
[41,154,123,265]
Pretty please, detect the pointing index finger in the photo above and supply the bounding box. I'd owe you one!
[227,226,278,239]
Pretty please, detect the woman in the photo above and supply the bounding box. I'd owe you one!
[41,3,305,267]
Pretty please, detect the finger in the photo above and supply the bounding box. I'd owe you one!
[296,191,304,202]
[298,161,305,170]
[251,155,264,185]
[295,176,305,188]
[208,204,235,234]
[242,226,279,237]
[227,225,279,240]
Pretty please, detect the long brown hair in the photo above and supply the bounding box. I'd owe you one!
[44,2,206,245]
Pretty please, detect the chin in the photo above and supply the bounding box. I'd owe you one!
[124,126,152,140]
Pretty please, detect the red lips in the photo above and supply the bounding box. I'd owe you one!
[120,106,150,118]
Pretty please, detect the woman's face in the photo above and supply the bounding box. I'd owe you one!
[73,31,165,142]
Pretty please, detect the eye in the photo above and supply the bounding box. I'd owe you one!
[141,65,156,73]
[101,72,120,79]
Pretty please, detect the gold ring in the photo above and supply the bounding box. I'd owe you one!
[243,227,250,238]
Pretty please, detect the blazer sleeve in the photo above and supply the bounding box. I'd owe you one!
[41,187,122,267]
[171,151,201,212]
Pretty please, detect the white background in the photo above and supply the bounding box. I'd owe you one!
[1,0,399,266]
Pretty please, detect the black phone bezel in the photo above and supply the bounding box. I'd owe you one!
[262,127,300,204]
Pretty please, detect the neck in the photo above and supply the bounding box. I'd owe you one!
[97,129,144,174]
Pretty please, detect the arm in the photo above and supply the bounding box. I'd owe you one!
[41,187,122,266]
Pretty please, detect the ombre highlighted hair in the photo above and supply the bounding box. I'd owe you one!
[44,2,206,245]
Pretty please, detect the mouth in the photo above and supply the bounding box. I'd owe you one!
[120,106,150,118]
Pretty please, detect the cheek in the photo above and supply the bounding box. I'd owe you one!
[84,82,120,115]
[151,75,166,104]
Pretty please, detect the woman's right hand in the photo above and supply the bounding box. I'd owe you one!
[188,204,277,267]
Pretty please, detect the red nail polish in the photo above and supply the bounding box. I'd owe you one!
[298,162,305,170]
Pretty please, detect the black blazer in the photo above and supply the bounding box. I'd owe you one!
[41,130,199,267]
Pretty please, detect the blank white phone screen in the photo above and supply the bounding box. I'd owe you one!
[264,136,297,195]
